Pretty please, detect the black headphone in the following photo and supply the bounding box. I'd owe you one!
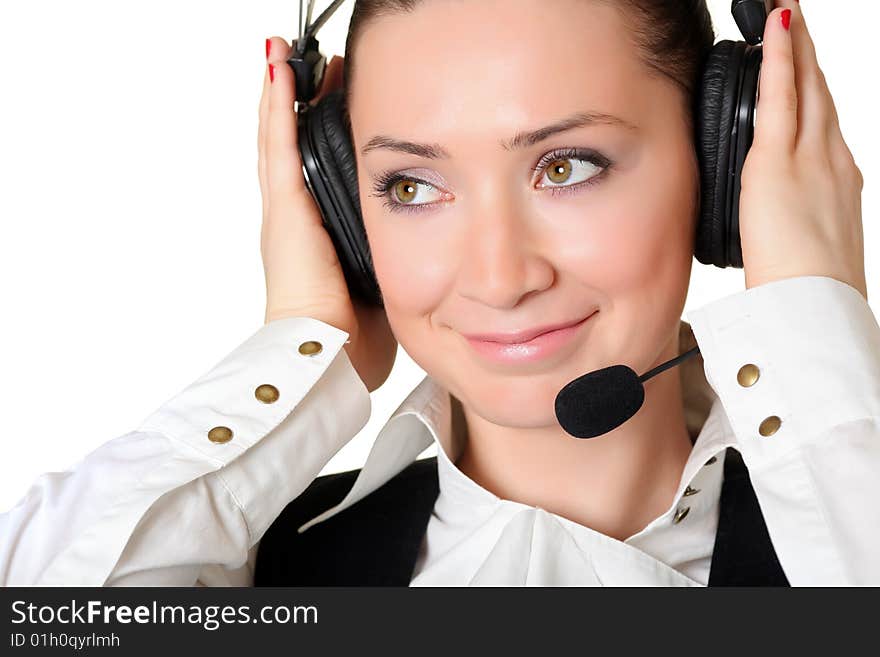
[287,0,771,308]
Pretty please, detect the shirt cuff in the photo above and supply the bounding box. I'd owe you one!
[211,333,373,543]
[136,316,362,465]
[37,317,371,585]
[685,275,880,468]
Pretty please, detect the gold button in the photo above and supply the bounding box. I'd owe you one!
[759,415,782,436]
[704,455,717,466]
[673,507,691,524]
[737,363,760,387]
[683,485,701,497]
[255,384,280,404]
[208,426,233,443]
[298,340,323,356]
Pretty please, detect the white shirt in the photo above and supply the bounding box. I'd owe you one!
[1,275,878,586]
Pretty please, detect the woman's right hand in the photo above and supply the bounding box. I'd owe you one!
[258,37,398,392]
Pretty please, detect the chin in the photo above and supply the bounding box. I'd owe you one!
[451,370,572,429]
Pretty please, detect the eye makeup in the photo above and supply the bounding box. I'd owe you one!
[368,146,614,215]
[368,169,450,216]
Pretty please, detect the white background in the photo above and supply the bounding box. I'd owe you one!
[1,0,877,511]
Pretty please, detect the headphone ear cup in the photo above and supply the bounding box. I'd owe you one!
[695,39,745,269]
[299,88,384,307]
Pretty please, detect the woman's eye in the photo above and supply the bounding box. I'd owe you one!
[390,179,444,206]
[537,157,603,189]
[368,175,448,214]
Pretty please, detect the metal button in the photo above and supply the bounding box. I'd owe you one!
[208,426,233,444]
[673,507,691,524]
[737,363,760,387]
[704,455,717,466]
[255,384,280,404]
[759,415,782,436]
[298,340,323,356]
[683,485,701,497]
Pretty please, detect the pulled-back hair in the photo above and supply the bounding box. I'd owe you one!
[342,0,716,131]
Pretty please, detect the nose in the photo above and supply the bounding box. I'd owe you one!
[456,184,555,309]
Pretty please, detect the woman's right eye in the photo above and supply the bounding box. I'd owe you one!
[369,174,449,215]
[390,178,444,205]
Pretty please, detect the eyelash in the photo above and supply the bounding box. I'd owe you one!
[368,147,614,216]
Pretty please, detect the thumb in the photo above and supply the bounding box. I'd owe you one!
[754,7,796,153]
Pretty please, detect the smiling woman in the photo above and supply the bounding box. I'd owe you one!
[342,0,709,543]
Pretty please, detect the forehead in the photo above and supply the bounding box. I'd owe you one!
[348,0,655,142]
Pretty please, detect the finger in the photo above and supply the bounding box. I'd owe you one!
[265,36,307,200]
[784,1,840,145]
[258,54,271,220]
[754,7,797,153]
[798,10,845,154]
[819,66,843,145]
[786,2,851,175]
[258,38,275,157]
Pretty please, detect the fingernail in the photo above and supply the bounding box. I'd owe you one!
[265,38,271,60]
[268,64,275,83]
[781,8,792,30]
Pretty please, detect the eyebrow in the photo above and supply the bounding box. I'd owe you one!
[360,110,638,158]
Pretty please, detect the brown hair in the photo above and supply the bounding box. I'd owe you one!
[341,0,715,131]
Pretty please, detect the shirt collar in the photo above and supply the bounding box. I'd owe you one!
[296,319,736,533]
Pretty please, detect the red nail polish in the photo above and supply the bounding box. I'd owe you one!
[781,8,791,30]
[268,63,275,83]
[265,38,271,60]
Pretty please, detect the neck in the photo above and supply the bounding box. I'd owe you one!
[454,331,693,541]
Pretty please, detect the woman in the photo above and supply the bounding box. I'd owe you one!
[1,0,876,586]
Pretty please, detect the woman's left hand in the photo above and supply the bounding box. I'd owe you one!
[738,1,867,300]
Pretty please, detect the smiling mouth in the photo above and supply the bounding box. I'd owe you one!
[462,310,599,345]
[461,311,598,365]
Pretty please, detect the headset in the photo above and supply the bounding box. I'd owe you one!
[287,0,772,308]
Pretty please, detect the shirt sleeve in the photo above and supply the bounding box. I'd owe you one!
[0,316,372,586]
[686,275,880,585]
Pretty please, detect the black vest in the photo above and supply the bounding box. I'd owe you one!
[254,447,789,586]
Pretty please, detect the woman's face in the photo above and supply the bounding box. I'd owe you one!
[347,0,698,428]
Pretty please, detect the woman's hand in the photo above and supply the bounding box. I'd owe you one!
[258,38,398,391]
[739,1,867,300]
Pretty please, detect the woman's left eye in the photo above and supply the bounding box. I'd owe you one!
[533,148,611,192]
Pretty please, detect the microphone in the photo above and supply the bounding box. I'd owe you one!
[554,345,701,439]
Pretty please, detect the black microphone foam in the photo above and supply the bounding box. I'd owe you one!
[554,365,644,439]
[554,345,700,439]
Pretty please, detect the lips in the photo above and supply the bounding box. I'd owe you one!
[461,311,598,345]
[462,311,597,365]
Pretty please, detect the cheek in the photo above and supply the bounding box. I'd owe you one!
[365,217,460,372]
[574,151,696,297]
[546,199,689,300]
[364,215,453,316]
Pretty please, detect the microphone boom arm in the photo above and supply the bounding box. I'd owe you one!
[638,345,701,383]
